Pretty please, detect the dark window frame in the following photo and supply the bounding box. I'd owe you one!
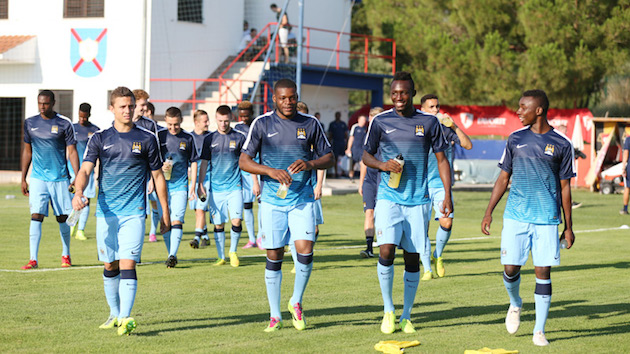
[177,0,203,24]
[0,0,8,20]
[64,0,104,18]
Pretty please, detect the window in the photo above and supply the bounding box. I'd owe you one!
[64,0,104,18]
[0,97,25,171]
[42,89,74,120]
[178,0,202,24]
[0,0,7,19]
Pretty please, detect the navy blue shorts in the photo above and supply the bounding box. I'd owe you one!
[362,179,377,211]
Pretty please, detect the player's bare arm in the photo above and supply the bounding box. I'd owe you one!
[362,151,402,173]
[239,153,292,185]
[287,152,334,174]
[482,170,511,235]
[20,142,32,196]
[152,169,171,234]
[251,173,261,196]
[623,149,628,178]
[452,124,473,150]
[560,179,575,248]
[188,161,198,201]
[358,160,367,196]
[72,161,95,210]
[435,151,453,215]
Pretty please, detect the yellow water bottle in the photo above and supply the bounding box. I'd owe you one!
[387,154,404,189]
[276,183,288,199]
[164,156,173,181]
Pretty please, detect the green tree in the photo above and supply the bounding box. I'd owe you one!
[353,0,630,108]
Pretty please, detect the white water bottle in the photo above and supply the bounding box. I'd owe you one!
[67,198,87,227]
[164,156,174,181]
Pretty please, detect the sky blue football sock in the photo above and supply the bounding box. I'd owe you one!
[103,269,120,318]
[58,221,71,256]
[29,219,42,261]
[78,204,89,230]
[243,208,256,242]
[400,270,420,320]
[534,278,552,334]
[265,258,283,319]
[434,225,452,258]
[420,240,432,273]
[378,257,395,313]
[215,230,226,260]
[290,252,313,305]
[229,225,242,253]
[194,228,203,242]
[169,225,183,256]
[150,207,159,235]
[503,271,523,307]
[162,230,171,253]
[118,269,137,318]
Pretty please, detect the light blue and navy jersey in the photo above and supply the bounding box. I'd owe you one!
[158,129,199,192]
[364,108,448,206]
[201,129,247,193]
[499,127,575,225]
[350,123,367,158]
[624,137,630,175]
[243,111,332,206]
[427,127,459,189]
[329,120,348,143]
[190,130,211,179]
[234,122,255,180]
[68,122,100,179]
[134,116,158,135]
[84,124,162,217]
[24,113,76,182]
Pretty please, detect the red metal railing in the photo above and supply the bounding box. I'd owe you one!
[150,22,396,112]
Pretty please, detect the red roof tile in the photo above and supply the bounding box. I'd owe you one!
[0,35,35,54]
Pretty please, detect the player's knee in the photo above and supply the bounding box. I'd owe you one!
[378,256,394,267]
[103,268,120,278]
[231,224,242,233]
[171,224,183,230]
[503,271,520,283]
[265,257,283,271]
[214,226,224,233]
[404,256,420,273]
[440,219,452,230]
[504,265,520,278]
[120,269,137,280]
[244,202,253,210]
[56,215,68,223]
[31,214,44,222]
[297,252,313,265]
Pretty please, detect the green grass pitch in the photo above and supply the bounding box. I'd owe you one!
[0,183,628,353]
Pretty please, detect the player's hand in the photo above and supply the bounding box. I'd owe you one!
[440,196,453,216]
[269,168,292,185]
[160,216,171,234]
[380,159,402,173]
[314,185,322,200]
[345,149,351,157]
[481,215,492,235]
[72,193,87,211]
[358,183,363,196]
[561,229,575,249]
[623,169,627,178]
[288,159,312,174]
[21,180,29,196]
[197,184,206,200]
[252,182,261,197]
[188,187,197,201]
[147,180,155,194]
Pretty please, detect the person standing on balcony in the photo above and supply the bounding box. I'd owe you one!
[328,111,348,177]
[270,3,290,64]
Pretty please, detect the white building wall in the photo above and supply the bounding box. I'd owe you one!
[300,84,349,128]
[0,0,148,129]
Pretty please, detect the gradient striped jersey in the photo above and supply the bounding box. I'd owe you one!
[84,124,162,216]
[158,129,199,192]
[69,122,100,180]
[499,126,575,224]
[134,116,158,135]
[242,111,332,206]
[24,113,76,182]
[190,130,211,179]
[200,129,247,193]
[234,122,255,181]
[364,108,448,205]
[427,126,459,189]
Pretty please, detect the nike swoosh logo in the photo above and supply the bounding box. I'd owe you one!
[161,143,168,146]
[516,144,527,149]
[103,144,114,150]
[131,251,138,255]
[267,132,279,138]
[385,129,396,134]
[211,143,219,148]
[30,127,39,131]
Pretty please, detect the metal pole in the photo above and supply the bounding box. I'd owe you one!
[296,0,304,98]
[251,0,291,105]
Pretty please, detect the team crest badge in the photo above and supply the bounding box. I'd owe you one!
[132,142,142,154]
[51,125,59,134]
[100,248,105,255]
[415,125,424,137]
[229,140,236,149]
[179,141,186,150]
[70,28,107,78]
[297,128,307,140]
[544,144,555,156]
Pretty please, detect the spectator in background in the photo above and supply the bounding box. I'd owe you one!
[238,28,260,61]
[146,102,155,121]
[243,21,249,38]
[345,114,367,181]
[270,3,290,64]
[314,112,321,120]
[328,111,348,177]
[621,134,630,214]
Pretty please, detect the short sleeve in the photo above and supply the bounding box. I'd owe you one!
[23,120,31,144]
[430,118,448,153]
[559,142,576,180]
[146,134,162,171]
[363,118,381,155]
[624,137,630,151]
[444,127,460,146]
[64,121,77,146]
[189,135,200,162]
[312,119,332,158]
[83,132,101,164]
[498,137,513,173]
[200,133,212,160]
[242,119,262,158]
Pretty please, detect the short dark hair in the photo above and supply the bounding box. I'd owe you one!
[165,106,182,119]
[146,101,155,115]
[216,105,232,116]
[270,3,278,9]
[79,102,91,114]
[274,78,297,92]
[420,94,438,106]
[38,90,55,102]
[522,89,549,115]
[110,86,135,106]
[391,71,415,91]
